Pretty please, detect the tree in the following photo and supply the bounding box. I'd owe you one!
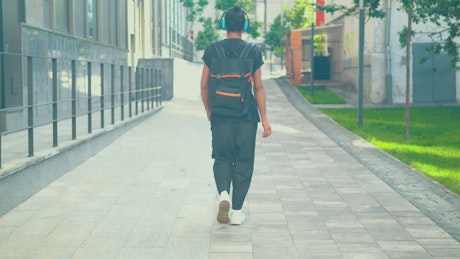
[319,0,459,69]
[215,0,253,10]
[264,0,316,58]
[398,0,459,69]
[318,0,385,20]
[195,17,219,51]
[320,0,460,139]
[285,0,315,29]
[264,14,290,57]
[183,0,209,35]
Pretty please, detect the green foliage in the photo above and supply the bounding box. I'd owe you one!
[195,17,219,51]
[285,0,315,29]
[295,85,347,104]
[399,0,460,69]
[246,20,262,39]
[398,26,415,49]
[317,0,385,19]
[314,34,326,55]
[264,15,290,57]
[215,0,252,10]
[183,0,209,22]
[320,106,460,195]
[264,0,316,57]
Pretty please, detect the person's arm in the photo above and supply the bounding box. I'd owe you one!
[200,64,212,121]
[253,68,271,138]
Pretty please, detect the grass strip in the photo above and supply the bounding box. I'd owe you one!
[320,107,460,195]
[295,85,347,104]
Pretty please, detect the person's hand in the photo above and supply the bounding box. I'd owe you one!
[262,120,271,138]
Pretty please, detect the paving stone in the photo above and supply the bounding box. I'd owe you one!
[253,247,298,259]
[0,79,459,259]
[210,241,252,253]
[252,231,294,247]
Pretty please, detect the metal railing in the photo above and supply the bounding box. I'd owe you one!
[170,28,194,62]
[0,52,162,169]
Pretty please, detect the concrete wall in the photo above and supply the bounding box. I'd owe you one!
[340,14,376,101]
[138,58,174,101]
[138,57,204,102]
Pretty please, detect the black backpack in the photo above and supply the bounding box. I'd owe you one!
[208,41,256,118]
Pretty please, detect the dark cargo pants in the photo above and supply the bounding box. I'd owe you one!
[211,122,258,210]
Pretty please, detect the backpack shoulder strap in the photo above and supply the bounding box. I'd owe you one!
[212,42,226,59]
[239,42,256,59]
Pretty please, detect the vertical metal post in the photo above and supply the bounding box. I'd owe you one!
[71,60,77,140]
[111,64,115,125]
[128,66,132,118]
[310,1,315,96]
[87,62,92,133]
[405,2,412,140]
[0,54,2,167]
[151,69,154,109]
[154,69,158,107]
[358,0,364,126]
[385,0,393,105]
[146,68,150,110]
[141,68,145,113]
[52,58,58,147]
[135,68,139,115]
[157,69,161,107]
[0,123,2,167]
[159,70,162,106]
[100,63,105,128]
[120,65,124,121]
[27,57,34,157]
[0,130,2,168]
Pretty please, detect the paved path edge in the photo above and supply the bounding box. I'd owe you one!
[274,78,460,242]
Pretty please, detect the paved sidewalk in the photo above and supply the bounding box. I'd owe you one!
[1,79,460,258]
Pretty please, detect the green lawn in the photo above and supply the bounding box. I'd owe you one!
[320,107,460,195]
[295,85,347,104]
[294,85,460,195]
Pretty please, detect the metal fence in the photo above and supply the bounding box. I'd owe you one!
[170,28,194,62]
[0,52,162,169]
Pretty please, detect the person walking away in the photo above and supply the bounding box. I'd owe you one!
[200,5,271,225]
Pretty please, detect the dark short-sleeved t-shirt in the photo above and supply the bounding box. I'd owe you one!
[202,38,264,125]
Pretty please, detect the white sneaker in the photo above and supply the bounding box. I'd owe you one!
[217,191,230,224]
[229,210,246,225]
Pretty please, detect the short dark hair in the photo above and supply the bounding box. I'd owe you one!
[224,5,247,32]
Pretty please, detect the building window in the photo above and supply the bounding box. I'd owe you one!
[55,0,69,32]
[88,0,98,40]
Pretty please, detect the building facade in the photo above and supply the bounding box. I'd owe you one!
[285,0,459,104]
[0,0,192,132]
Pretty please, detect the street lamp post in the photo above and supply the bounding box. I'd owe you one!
[358,0,364,126]
[310,0,315,96]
